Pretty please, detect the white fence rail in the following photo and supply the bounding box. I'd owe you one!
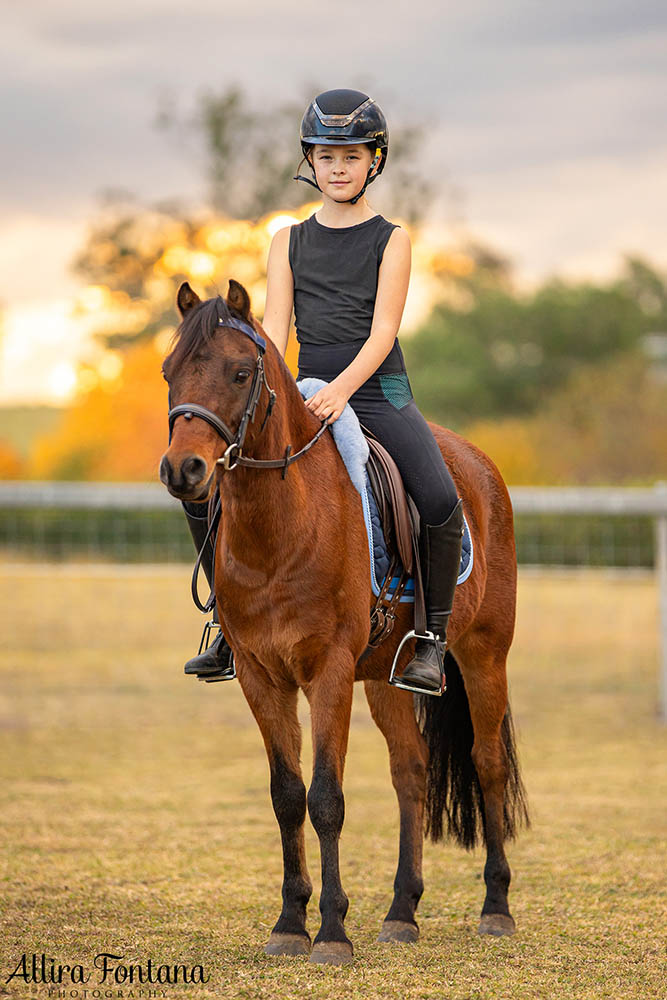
[1,480,666,515]
[510,483,667,517]
[0,481,179,510]
[1,481,666,720]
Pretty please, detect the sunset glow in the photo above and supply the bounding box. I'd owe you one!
[266,214,300,237]
[0,301,89,404]
[0,206,472,404]
[48,362,77,400]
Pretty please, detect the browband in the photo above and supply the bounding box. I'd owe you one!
[218,315,267,353]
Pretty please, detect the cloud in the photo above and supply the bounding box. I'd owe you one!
[458,150,667,283]
[1,1,666,264]
[2,1,667,402]
[0,215,86,304]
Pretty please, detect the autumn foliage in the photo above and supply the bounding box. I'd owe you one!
[0,440,24,480]
[24,202,667,486]
[464,354,667,486]
[30,342,168,481]
[28,206,309,481]
[28,330,300,482]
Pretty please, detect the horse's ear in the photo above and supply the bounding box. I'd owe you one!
[226,279,251,320]
[177,282,201,317]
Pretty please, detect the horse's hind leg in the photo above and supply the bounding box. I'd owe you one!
[237,662,312,956]
[456,643,521,937]
[364,679,427,944]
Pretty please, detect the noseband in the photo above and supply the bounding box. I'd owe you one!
[167,319,330,478]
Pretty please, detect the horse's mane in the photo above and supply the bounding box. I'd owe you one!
[164,296,246,370]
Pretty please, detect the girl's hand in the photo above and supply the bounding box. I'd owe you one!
[304,382,350,424]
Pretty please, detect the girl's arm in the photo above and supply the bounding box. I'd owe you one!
[305,227,411,421]
[262,226,294,357]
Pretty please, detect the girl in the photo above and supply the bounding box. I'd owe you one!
[260,88,464,694]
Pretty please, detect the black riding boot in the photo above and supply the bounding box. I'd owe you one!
[182,500,235,681]
[396,498,464,695]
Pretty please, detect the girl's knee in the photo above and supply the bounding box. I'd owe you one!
[421,489,459,526]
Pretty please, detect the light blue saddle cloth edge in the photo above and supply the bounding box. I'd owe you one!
[296,378,473,602]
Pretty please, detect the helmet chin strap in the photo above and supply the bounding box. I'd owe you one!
[345,149,382,205]
[292,172,322,192]
[293,149,382,205]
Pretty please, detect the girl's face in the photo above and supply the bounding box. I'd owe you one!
[309,144,377,201]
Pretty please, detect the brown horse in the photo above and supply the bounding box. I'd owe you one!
[159,279,528,966]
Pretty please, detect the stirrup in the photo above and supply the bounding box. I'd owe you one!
[389,629,446,697]
[196,621,237,683]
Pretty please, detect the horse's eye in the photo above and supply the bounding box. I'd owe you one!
[235,370,251,384]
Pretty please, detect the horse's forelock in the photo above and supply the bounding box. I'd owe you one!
[165,295,240,371]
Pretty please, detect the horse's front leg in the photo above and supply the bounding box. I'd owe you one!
[304,654,355,966]
[236,659,312,956]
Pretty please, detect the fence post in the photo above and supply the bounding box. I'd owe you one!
[656,481,667,723]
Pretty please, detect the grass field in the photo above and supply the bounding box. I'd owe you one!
[0,566,664,1000]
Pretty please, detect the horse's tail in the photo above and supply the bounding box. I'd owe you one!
[415,651,529,849]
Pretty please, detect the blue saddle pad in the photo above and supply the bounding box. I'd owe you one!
[295,378,474,603]
[363,471,473,603]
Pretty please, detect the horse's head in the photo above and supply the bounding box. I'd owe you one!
[159,279,273,502]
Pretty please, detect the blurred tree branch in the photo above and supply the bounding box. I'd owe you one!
[156,83,439,225]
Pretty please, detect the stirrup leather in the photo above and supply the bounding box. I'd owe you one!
[389,629,447,697]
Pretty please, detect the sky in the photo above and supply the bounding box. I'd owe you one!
[2,0,666,402]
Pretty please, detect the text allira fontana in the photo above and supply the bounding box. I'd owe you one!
[5,953,210,985]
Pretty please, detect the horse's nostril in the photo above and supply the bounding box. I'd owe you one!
[159,455,172,486]
[182,455,207,486]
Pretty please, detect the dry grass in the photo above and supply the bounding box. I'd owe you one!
[0,565,665,1000]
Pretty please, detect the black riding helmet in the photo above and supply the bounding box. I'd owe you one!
[293,89,389,205]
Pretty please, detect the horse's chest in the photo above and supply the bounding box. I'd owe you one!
[217,551,306,623]
[220,551,270,591]
[217,554,340,662]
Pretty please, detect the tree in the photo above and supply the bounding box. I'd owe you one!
[404,257,667,429]
[71,201,316,360]
[0,440,23,479]
[464,352,667,485]
[30,341,167,481]
[73,85,441,354]
[157,83,438,226]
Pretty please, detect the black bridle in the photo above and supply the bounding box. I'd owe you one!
[167,321,330,478]
[168,316,331,614]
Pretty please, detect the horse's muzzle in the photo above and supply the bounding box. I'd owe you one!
[159,451,211,500]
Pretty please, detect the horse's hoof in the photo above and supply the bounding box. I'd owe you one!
[377,920,419,944]
[477,913,516,937]
[309,940,353,966]
[264,932,311,957]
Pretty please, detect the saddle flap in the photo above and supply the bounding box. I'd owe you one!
[364,432,416,577]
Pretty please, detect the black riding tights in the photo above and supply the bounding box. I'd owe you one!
[296,345,459,526]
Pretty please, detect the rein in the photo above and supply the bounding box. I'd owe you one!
[168,345,330,478]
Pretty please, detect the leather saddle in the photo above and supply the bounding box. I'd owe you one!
[360,423,427,652]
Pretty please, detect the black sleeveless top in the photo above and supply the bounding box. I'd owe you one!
[289,213,406,375]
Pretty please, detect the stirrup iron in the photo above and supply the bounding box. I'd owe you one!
[389,629,446,697]
[197,621,237,683]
